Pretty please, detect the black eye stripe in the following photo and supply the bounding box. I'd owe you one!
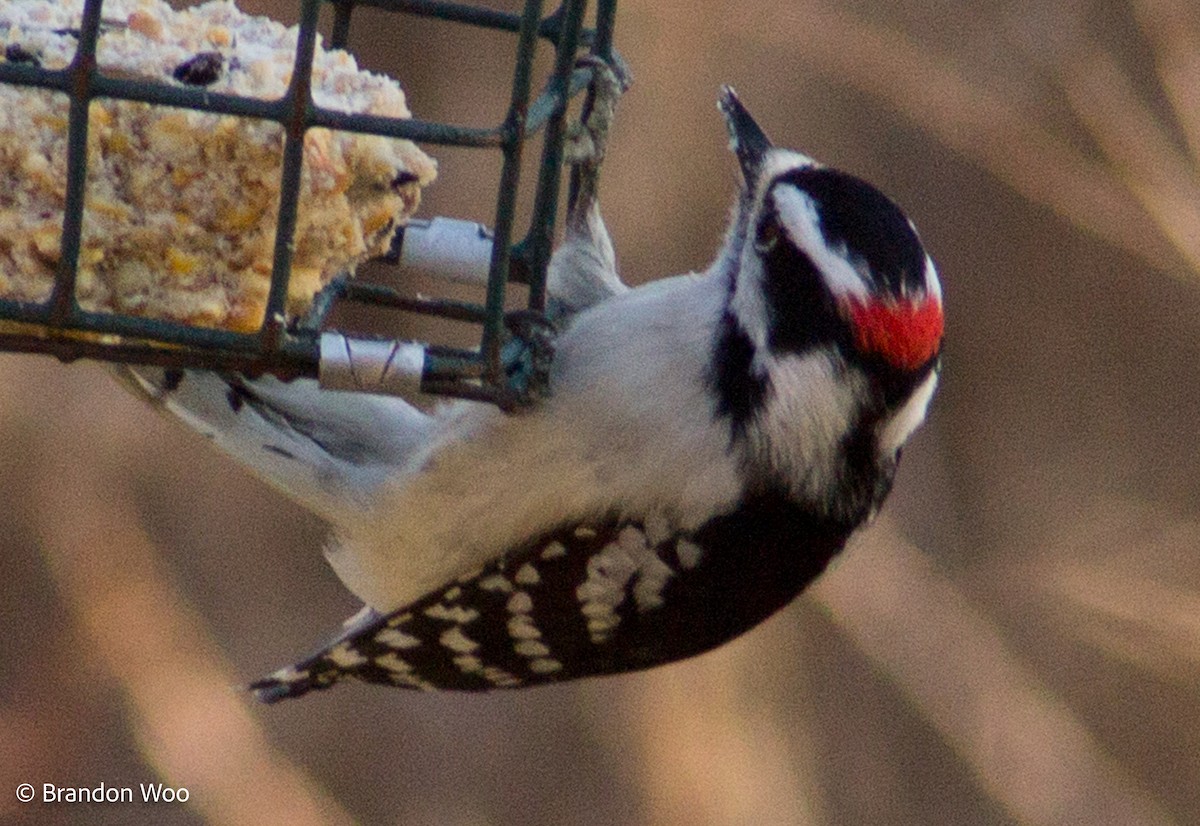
[754,199,849,356]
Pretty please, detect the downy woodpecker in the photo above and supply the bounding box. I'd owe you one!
[125,86,944,700]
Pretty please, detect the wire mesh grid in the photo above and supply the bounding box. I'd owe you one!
[0,0,618,407]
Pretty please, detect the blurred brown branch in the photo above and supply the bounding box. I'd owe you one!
[1014,497,1200,683]
[702,0,1200,284]
[812,519,1176,826]
[29,374,357,826]
[609,637,825,826]
[1134,0,1200,164]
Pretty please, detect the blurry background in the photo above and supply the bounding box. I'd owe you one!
[2,0,1200,823]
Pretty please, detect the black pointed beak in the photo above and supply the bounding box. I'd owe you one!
[718,86,774,188]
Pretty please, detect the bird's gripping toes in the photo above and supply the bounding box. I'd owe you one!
[129,85,944,702]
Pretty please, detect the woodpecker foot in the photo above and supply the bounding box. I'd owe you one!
[563,56,631,172]
[499,309,556,410]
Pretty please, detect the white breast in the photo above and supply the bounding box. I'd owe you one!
[328,270,746,612]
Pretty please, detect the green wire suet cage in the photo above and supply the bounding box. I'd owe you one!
[0,0,620,408]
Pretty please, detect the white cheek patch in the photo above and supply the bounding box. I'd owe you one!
[879,370,938,456]
[771,184,869,301]
[750,351,864,501]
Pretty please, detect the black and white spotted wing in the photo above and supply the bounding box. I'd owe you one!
[250,492,848,701]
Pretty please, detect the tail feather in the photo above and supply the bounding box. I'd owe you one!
[117,367,434,524]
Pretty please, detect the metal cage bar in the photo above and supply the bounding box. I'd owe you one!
[0,0,619,407]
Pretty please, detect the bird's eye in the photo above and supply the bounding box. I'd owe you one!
[755,216,780,253]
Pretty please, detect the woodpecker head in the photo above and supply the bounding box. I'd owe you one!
[719,88,943,389]
[714,88,943,522]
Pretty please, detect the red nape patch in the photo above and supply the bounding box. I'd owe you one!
[844,296,944,371]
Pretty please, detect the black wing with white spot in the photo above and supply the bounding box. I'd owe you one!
[250,492,848,701]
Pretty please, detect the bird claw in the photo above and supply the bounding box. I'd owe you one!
[564,55,630,170]
[499,310,557,410]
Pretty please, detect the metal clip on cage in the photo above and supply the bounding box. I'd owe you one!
[0,0,619,409]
